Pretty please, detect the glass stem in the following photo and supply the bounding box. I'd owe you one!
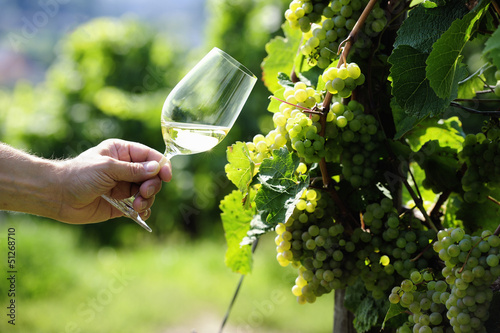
[164,145,180,161]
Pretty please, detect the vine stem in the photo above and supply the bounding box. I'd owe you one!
[450,102,500,117]
[488,195,500,207]
[269,96,323,115]
[494,223,500,236]
[492,0,500,18]
[337,0,379,67]
[402,178,438,232]
[219,239,259,333]
[429,189,450,230]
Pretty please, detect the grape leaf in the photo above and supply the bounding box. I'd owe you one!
[393,0,469,54]
[443,193,462,229]
[382,303,407,329]
[225,142,255,193]
[277,72,294,87]
[255,148,309,227]
[388,45,449,118]
[345,279,391,332]
[405,116,465,151]
[391,97,423,140]
[240,212,273,246]
[457,63,490,99]
[426,1,489,99]
[415,140,462,193]
[483,26,500,70]
[267,87,285,114]
[220,190,255,274]
[261,23,302,94]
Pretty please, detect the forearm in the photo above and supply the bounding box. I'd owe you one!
[0,143,63,219]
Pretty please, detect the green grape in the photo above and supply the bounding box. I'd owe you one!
[460,133,500,202]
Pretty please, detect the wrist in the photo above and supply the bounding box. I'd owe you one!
[0,145,64,220]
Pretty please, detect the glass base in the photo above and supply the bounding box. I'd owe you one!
[101,194,152,232]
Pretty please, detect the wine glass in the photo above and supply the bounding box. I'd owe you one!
[101,47,257,232]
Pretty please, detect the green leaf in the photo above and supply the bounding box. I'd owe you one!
[220,190,255,274]
[267,87,285,113]
[277,72,294,87]
[225,142,255,193]
[457,63,491,99]
[388,45,449,118]
[443,193,462,229]
[391,97,424,140]
[240,213,274,246]
[405,116,465,151]
[382,303,407,329]
[255,148,309,227]
[483,26,500,70]
[345,279,390,332]
[415,140,462,193]
[426,1,489,99]
[262,23,302,94]
[394,0,469,54]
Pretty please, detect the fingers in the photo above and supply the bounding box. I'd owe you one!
[102,139,165,164]
[139,177,162,199]
[99,139,173,184]
[159,159,173,182]
[131,177,161,215]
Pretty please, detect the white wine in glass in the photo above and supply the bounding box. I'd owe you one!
[102,47,257,232]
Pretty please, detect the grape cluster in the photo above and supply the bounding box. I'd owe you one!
[276,196,438,303]
[392,227,500,332]
[332,100,384,187]
[247,62,372,168]
[285,0,331,32]
[389,273,451,333]
[245,83,323,164]
[435,228,500,333]
[323,62,365,98]
[459,133,500,203]
[285,0,388,68]
[362,199,436,280]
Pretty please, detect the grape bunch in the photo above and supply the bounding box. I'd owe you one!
[362,199,436,280]
[392,227,500,332]
[247,62,371,167]
[274,188,348,303]
[323,62,365,98]
[276,195,438,303]
[434,228,500,333]
[337,101,384,187]
[285,0,331,32]
[245,83,322,164]
[389,273,451,333]
[459,132,500,203]
[285,0,388,68]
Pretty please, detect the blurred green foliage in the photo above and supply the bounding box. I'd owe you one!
[0,1,288,244]
[0,215,333,332]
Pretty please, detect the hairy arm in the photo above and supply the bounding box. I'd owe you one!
[0,140,172,224]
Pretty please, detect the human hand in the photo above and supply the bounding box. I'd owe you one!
[57,139,172,224]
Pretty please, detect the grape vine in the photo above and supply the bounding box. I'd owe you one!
[219,0,500,332]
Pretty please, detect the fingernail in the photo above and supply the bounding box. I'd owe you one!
[145,161,159,173]
[140,200,147,210]
[159,156,168,167]
[146,186,154,197]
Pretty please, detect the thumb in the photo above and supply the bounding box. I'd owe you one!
[111,160,160,183]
